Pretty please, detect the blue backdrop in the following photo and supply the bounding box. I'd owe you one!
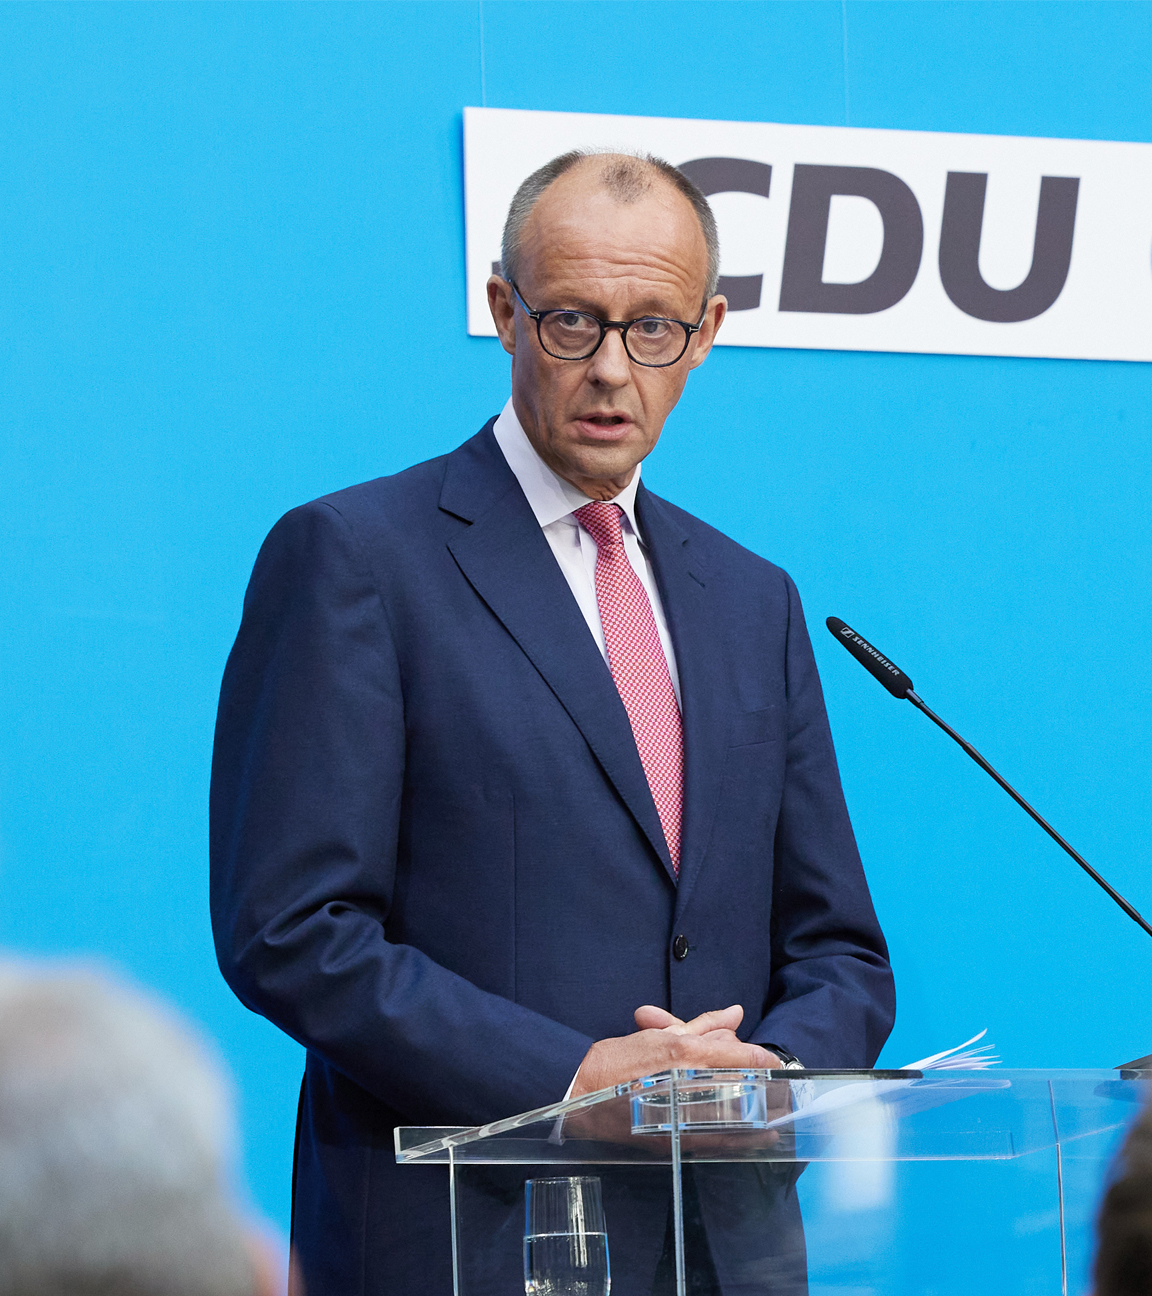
[2,0,1151,1241]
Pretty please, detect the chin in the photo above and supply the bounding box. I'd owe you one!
[569,452,639,483]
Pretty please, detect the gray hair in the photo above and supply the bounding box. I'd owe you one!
[0,962,259,1296]
[500,149,721,307]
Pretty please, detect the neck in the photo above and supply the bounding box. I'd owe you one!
[563,468,635,501]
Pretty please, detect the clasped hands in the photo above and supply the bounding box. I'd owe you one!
[570,1003,780,1099]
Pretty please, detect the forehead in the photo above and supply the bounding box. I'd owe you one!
[518,166,708,313]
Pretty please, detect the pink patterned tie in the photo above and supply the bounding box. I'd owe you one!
[574,501,684,873]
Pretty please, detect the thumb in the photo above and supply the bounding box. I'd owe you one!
[634,1005,687,1033]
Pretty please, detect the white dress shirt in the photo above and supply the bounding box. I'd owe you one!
[491,399,681,704]
[493,398,684,1103]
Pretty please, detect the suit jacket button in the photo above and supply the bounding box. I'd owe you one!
[672,934,690,961]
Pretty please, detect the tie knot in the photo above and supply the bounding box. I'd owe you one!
[574,501,625,550]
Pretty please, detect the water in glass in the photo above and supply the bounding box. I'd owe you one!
[524,1176,610,1296]
[524,1231,610,1296]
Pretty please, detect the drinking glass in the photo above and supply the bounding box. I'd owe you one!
[524,1176,610,1296]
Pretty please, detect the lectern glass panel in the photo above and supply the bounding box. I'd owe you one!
[396,1069,1142,1295]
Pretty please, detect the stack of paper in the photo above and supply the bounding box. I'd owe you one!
[903,1029,999,1071]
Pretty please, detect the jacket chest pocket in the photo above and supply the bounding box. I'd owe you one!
[728,706,783,749]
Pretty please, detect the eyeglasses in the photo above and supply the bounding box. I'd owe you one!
[509,282,705,368]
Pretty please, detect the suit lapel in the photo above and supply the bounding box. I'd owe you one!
[442,427,676,881]
[636,486,730,916]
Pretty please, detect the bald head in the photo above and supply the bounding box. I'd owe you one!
[515,159,712,321]
[583,153,654,203]
[500,150,720,308]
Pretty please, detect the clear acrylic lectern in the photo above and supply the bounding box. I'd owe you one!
[397,1068,1144,1296]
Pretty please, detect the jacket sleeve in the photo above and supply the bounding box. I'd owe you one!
[209,501,592,1126]
[750,573,896,1068]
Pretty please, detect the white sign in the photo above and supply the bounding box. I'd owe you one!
[463,106,1152,363]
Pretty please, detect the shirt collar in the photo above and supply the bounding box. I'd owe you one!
[492,398,644,537]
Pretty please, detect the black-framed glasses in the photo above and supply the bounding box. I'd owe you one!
[509,282,705,368]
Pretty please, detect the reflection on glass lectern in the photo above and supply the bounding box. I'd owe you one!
[397,1067,1144,1296]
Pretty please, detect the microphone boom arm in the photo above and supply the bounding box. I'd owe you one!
[827,616,1152,941]
[905,688,1152,940]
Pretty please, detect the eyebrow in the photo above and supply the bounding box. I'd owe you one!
[537,295,689,320]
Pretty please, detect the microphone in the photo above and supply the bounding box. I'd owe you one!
[827,617,915,698]
[826,616,1152,941]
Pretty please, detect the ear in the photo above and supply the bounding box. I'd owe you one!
[487,276,517,357]
[686,295,728,371]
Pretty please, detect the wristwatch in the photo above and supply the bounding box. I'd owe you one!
[763,1044,804,1070]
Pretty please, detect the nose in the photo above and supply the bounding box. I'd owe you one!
[585,326,632,388]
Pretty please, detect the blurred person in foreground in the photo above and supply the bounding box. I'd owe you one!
[0,960,279,1296]
[1096,1092,1152,1296]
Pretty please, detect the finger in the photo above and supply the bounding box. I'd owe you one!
[634,1005,687,1033]
[698,1028,741,1044]
[740,1043,777,1068]
[698,1032,781,1067]
[676,1036,777,1070]
[678,1005,744,1036]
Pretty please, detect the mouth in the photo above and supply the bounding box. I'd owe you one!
[575,412,634,437]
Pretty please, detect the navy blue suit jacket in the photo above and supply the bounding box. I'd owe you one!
[210,421,894,1295]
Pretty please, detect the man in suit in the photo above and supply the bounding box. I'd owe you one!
[210,149,894,1295]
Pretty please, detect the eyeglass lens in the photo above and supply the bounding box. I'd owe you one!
[539,311,687,366]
